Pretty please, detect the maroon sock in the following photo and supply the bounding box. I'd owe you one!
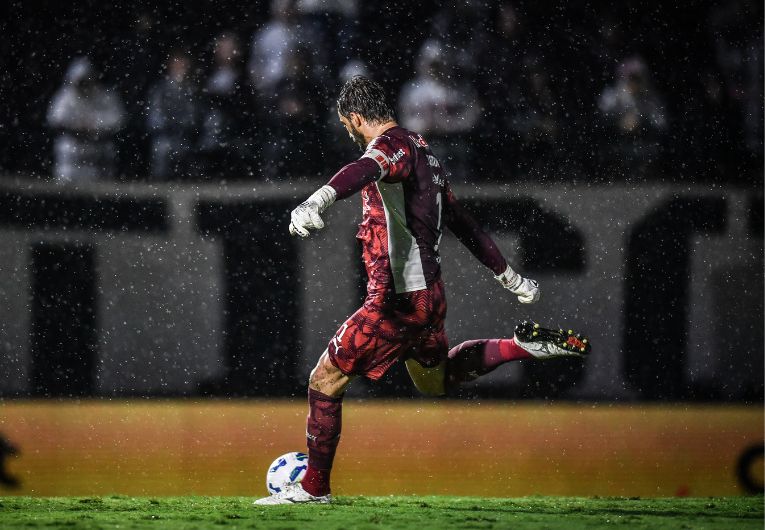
[446,338,530,388]
[302,466,331,497]
[302,388,342,496]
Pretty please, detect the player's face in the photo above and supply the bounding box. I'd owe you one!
[338,112,366,151]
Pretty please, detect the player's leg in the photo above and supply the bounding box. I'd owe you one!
[300,350,353,498]
[403,280,591,394]
[253,351,352,505]
[405,338,529,394]
[405,358,446,397]
[406,321,591,395]
[444,337,532,387]
[445,322,591,389]
[401,278,529,394]
[403,278,450,396]
[309,349,353,396]
[302,285,453,498]
[293,293,405,502]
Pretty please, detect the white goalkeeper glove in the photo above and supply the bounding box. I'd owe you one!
[288,185,337,238]
[495,265,540,304]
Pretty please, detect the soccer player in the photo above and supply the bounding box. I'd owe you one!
[254,76,590,505]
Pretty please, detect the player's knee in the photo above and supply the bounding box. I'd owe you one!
[308,350,351,397]
[405,359,446,397]
[308,362,323,390]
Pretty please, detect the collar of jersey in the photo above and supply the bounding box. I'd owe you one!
[366,125,400,149]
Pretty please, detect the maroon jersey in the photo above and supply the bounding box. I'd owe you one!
[355,126,448,294]
[326,125,507,294]
[323,124,508,380]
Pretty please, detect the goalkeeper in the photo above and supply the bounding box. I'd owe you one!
[255,76,590,505]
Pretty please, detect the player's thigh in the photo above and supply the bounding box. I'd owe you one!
[405,323,449,397]
[309,350,354,397]
[405,358,446,397]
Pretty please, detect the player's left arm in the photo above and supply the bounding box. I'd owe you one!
[288,137,409,237]
[443,183,540,304]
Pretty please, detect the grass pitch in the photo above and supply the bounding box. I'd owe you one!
[0,495,761,529]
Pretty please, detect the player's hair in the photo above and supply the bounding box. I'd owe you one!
[337,76,395,124]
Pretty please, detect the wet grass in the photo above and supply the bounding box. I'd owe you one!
[0,494,761,529]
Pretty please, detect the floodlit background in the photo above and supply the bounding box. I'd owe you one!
[0,0,762,497]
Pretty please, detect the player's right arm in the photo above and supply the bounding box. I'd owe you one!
[287,157,380,237]
[289,137,407,237]
[442,183,540,304]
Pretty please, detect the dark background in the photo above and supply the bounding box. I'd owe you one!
[1,0,762,182]
[0,1,761,402]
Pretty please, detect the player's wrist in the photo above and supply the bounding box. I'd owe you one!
[307,185,337,214]
[494,265,522,291]
[495,264,540,304]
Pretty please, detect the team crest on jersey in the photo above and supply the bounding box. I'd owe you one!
[409,134,429,148]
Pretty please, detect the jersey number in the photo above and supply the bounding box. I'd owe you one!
[434,192,443,260]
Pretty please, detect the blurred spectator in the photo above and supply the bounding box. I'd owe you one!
[430,0,491,82]
[262,46,324,181]
[708,1,763,158]
[146,50,200,180]
[199,32,259,179]
[47,57,125,184]
[740,38,763,157]
[589,10,627,86]
[398,39,480,181]
[295,0,358,77]
[112,10,161,178]
[501,55,561,173]
[248,0,327,97]
[693,68,741,176]
[477,2,530,88]
[476,1,533,176]
[597,56,668,174]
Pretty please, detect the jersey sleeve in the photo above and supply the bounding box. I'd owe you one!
[361,134,413,183]
[443,180,508,275]
[326,133,415,200]
[326,157,382,200]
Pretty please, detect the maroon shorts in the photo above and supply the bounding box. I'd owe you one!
[326,278,449,381]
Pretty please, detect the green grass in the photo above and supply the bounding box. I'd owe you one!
[0,495,762,529]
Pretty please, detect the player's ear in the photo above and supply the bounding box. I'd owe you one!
[350,112,364,128]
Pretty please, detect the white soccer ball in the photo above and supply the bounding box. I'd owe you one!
[266,452,308,495]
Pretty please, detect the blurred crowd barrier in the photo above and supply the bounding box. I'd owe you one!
[0,178,761,401]
[0,401,761,497]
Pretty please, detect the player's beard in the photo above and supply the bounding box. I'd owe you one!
[348,124,366,152]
